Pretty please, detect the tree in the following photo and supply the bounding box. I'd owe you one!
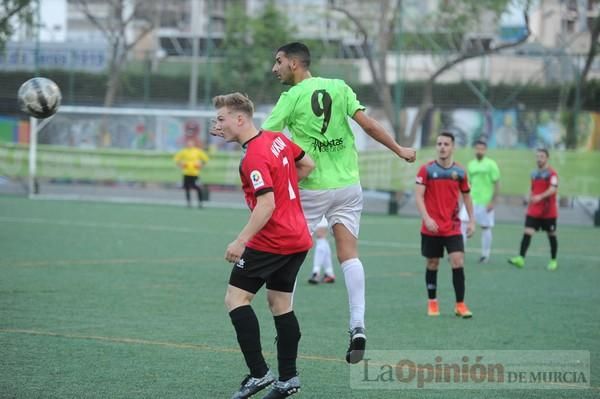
[564,14,600,149]
[220,0,294,103]
[0,0,33,49]
[580,14,600,84]
[73,0,159,107]
[329,0,531,146]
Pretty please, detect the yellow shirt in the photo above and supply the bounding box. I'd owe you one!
[173,147,209,177]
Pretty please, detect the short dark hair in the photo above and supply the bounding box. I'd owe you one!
[277,42,311,68]
[537,148,549,157]
[438,131,455,143]
[474,140,487,147]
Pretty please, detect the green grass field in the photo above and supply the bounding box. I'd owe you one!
[1,196,598,398]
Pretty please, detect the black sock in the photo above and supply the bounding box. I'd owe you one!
[548,235,558,259]
[452,268,465,303]
[519,234,532,257]
[185,188,191,203]
[274,311,301,381]
[196,186,203,202]
[229,305,268,378]
[425,269,438,300]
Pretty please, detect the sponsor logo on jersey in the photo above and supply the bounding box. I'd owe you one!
[250,170,264,189]
[311,137,345,153]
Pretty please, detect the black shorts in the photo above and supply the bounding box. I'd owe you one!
[228,247,308,294]
[525,216,557,232]
[183,175,200,188]
[421,234,464,259]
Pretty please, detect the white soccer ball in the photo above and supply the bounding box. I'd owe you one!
[18,77,62,119]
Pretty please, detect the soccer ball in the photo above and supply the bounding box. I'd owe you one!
[18,77,62,119]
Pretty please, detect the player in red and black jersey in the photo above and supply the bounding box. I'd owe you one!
[508,148,559,271]
[211,93,314,399]
[415,132,475,318]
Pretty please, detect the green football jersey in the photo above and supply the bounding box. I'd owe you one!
[467,157,500,205]
[262,77,365,190]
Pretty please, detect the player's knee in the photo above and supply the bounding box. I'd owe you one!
[448,253,464,268]
[426,258,440,270]
[267,294,292,316]
[224,288,251,311]
[337,248,358,264]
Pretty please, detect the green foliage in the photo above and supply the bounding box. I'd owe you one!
[407,0,522,53]
[0,0,34,50]
[434,0,511,33]
[217,0,295,102]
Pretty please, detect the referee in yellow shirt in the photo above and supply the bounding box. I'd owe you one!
[174,137,209,208]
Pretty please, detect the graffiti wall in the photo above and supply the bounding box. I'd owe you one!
[2,108,600,151]
[423,108,600,150]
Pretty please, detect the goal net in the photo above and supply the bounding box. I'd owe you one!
[3,105,266,207]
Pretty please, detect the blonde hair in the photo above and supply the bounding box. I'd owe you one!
[212,92,254,117]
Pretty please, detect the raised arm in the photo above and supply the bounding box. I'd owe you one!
[352,110,416,163]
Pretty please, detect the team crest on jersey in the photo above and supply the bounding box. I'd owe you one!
[250,170,264,189]
[451,171,458,180]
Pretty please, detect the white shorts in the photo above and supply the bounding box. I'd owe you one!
[315,216,328,229]
[460,204,495,227]
[300,184,363,238]
[473,204,495,227]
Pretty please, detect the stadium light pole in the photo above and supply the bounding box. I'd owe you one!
[389,1,404,215]
[393,1,403,130]
[34,0,41,77]
[203,0,213,145]
[204,0,213,107]
[28,0,42,197]
[189,0,201,108]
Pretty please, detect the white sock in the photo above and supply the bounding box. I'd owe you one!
[461,222,468,247]
[341,258,365,330]
[481,228,492,258]
[312,238,331,275]
[319,239,334,276]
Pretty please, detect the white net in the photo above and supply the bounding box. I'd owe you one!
[5,106,266,206]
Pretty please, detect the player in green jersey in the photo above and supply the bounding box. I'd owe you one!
[461,140,500,263]
[263,42,416,364]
